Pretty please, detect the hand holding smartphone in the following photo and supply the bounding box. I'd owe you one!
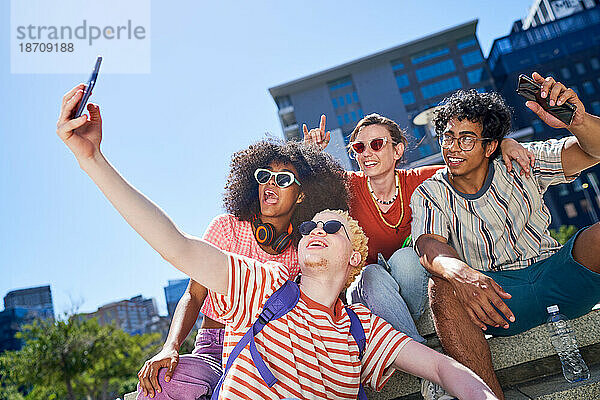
[74,56,102,118]
[516,74,576,125]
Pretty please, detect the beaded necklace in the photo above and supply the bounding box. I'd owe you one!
[366,171,404,229]
[367,173,399,205]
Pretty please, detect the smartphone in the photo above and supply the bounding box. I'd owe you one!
[74,56,102,118]
[516,74,576,125]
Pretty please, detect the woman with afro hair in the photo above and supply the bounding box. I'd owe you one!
[133,138,350,399]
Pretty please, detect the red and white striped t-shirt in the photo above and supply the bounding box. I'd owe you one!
[210,253,412,399]
[201,214,299,323]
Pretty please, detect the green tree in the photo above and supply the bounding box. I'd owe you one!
[549,224,578,245]
[178,331,197,355]
[0,316,161,400]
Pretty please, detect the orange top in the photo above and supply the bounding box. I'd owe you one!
[348,166,442,264]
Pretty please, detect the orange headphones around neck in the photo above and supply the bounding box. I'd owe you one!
[251,216,294,254]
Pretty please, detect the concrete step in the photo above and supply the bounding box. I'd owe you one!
[504,362,600,399]
[366,306,600,400]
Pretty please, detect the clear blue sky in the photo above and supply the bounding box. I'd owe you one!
[1,0,532,316]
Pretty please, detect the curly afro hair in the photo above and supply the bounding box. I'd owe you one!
[223,138,349,247]
[433,89,512,159]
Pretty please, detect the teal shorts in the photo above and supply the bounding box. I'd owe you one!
[482,228,600,337]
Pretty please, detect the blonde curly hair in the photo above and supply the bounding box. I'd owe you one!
[319,209,369,290]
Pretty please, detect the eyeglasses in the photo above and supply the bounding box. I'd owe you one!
[349,137,392,154]
[437,133,489,152]
[254,168,301,188]
[299,220,350,241]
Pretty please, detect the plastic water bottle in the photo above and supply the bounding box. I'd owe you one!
[546,305,590,383]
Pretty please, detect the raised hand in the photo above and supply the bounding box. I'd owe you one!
[56,84,103,161]
[447,265,515,331]
[526,72,586,129]
[302,114,331,150]
[138,346,180,398]
[500,138,535,177]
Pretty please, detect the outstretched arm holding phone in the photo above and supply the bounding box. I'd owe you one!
[526,72,600,176]
[56,85,228,294]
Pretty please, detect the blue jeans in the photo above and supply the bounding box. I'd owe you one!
[348,247,430,343]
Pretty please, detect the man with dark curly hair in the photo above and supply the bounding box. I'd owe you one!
[411,72,600,399]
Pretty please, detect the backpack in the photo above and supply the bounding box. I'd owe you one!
[211,280,367,400]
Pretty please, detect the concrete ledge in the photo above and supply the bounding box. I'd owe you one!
[536,381,600,400]
[366,307,600,399]
[504,362,600,399]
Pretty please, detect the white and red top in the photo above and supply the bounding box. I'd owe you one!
[200,214,299,323]
[210,252,412,400]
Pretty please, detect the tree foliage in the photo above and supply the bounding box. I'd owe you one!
[0,316,161,400]
[549,224,578,245]
[178,331,197,355]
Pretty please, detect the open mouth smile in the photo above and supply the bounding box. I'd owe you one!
[263,188,279,205]
[447,156,465,167]
[306,238,328,249]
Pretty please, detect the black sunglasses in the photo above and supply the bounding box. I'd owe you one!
[299,220,350,241]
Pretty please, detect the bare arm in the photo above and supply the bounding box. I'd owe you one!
[56,85,228,294]
[527,72,600,176]
[165,280,207,350]
[138,280,207,396]
[394,340,498,400]
[499,137,535,177]
[79,154,228,292]
[415,234,514,331]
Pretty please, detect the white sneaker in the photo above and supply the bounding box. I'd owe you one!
[420,378,457,400]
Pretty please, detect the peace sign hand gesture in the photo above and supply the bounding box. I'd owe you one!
[302,114,331,150]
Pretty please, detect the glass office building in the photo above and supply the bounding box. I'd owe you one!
[490,5,600,228]
[1,285,55,351]
[522,0,599,29]
[164,278,203,329]
[269,20,494,169]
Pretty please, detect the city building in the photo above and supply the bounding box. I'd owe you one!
[164,278,202,330]
[164,278,189,318]
[489,4,600,228]
[269,20,494,169]
[0,307,36,352]
[522,0,599,30]
[144,315,172,340]
[81,294,158,336]
[3,284,54,320]
[1,285,55,352]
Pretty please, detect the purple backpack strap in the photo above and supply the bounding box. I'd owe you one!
[211,281,368,400]
[211,280,300,400]
[345,306,368,400]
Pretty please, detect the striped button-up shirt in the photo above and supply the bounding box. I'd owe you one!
[410,138,578,272]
